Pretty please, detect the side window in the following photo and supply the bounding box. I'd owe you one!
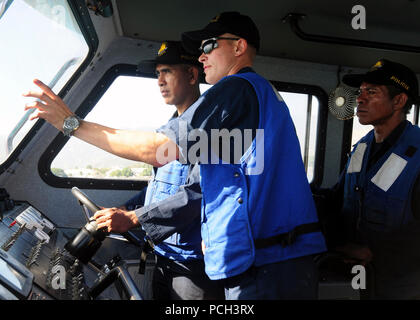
[51,75,211,181]
[0,0,90,165]
[49,75,323,185]
[279,92,321,183]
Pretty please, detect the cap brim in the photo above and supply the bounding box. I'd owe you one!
[343,73,420,104]
[138,58,202,74]
[342,74,365,88]
[182,28,225,54]
[183,28,224,42]
[342,72,393,88]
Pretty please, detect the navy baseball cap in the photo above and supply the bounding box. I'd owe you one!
[138,40,201,73]
[182,12,260,53]
[343,59,420,103]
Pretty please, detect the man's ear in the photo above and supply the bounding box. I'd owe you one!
[393,92,408,112]
[234,38,248,56]
[188,66,200,85]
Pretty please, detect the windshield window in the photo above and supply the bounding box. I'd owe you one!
[51,76,319,183]
[0,0,89,164]
[51,76,211,181]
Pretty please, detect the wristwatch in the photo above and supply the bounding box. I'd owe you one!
[62,115,82,137]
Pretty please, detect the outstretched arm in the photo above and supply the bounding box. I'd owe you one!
[23,79,178,167]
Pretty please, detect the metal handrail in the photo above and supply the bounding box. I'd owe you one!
[283,13,420,54]
[89,266,143,300]
[0,0,13,20]
[7,57,79,153]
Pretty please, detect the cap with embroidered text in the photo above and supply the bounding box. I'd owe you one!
[343,59,419,103]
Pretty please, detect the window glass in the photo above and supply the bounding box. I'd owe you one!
[407,108,417,126]
[0,0,89,164]
[281,92,319,182]
[51,76,211,180]
[52,76,319,183]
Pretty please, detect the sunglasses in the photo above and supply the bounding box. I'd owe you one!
[199,37,240,54]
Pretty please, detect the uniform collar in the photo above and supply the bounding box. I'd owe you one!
[381,120,409,148]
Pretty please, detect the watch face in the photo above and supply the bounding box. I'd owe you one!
[64,117,79,129]
[63,116,80,136]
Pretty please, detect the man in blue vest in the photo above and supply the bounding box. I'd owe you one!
[23,12,326,300]
[324,59,420,299]
[112,41,223,300]
[166,11,326,299]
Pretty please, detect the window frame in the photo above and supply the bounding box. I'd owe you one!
[270,80,328,187]
[0,0,98,175]
[414,105,420,125]
[40,67,328,189]
[39,64,153,190]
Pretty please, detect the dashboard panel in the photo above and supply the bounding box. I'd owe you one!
[0,199,146,300]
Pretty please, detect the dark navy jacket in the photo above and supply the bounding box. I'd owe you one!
[342,122,420,298]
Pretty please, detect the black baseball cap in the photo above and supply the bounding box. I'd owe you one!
[137,40,201,73]
[343,59,420,103]
[182,12,260,53]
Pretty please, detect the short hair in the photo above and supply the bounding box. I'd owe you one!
[386,85,414,115]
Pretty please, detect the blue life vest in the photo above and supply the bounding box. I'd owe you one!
[199,72,326,280]
[342,122,420,239]
[341,122,420,297]
[144,161,203,261]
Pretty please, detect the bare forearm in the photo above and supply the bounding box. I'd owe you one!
[23,79,179,167]
[74,120,176,167]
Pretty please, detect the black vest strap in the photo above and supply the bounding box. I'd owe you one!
[254,222,321,249]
